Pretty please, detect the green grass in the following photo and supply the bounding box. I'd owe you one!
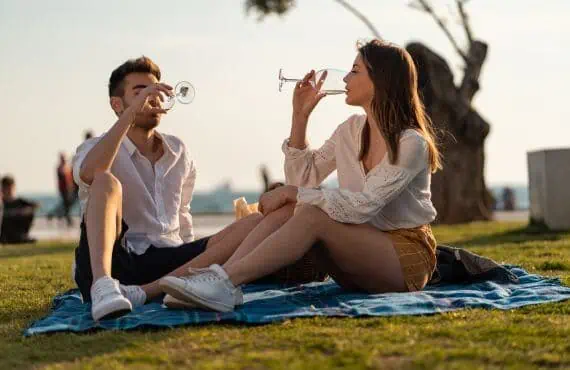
[1,221,569,369]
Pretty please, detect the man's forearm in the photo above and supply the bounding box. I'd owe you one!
[79,109,136,185]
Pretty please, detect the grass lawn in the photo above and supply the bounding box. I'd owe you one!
[1,221,569,369]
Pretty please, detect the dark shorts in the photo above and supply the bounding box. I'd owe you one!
[74,220,209,302]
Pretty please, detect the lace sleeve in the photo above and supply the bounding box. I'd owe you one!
[297,131,429,224]
[282,122,346,188]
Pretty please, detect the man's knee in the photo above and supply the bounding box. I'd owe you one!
[91,172,122,197]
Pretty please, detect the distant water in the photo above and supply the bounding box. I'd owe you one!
[489,186,529,210]
[25,189,262,217]
[23,185,529,217]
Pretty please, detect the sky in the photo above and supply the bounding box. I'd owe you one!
[1,0,569,194]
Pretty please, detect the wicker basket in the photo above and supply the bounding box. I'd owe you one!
[254,243,329,285]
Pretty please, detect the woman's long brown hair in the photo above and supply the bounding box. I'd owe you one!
[358,39,442,173]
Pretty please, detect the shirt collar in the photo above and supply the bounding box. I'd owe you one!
[156,132,176,157]
[123,136,138,157]
[122,132,175,158]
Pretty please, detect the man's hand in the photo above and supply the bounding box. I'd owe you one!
[124,83,173,117]
[259,185,298,216]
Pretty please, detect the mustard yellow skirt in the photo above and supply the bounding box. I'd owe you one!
[385,225,437,292]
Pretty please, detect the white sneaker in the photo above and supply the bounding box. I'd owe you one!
[90,276,132,321]
[186,266,244,305]
[163,291,243,309]
[160,266,209,309]
[119,284,147,308]
[159,264,242,312]
[163,294,197,309]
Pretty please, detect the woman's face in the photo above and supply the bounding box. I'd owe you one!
[343,53,375,108]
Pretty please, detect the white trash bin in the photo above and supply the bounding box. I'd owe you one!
[527,148,570,230]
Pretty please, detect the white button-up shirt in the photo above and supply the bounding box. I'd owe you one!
[72,132,196,255]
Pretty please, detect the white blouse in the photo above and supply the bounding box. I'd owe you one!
[282,114,437,230]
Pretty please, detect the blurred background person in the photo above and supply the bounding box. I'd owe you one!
[0,175,39,244]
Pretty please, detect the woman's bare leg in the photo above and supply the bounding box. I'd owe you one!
[140,212,263,299]
[224,204,406,293]
[224,203,295,265]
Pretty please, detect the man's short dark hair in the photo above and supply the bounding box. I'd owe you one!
[1,175,15,189]
[108,56,161,97]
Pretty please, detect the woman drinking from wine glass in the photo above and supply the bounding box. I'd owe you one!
[159,39,443,312]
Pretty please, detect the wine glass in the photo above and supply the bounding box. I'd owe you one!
[161,81,196,110]
[278,68,347,95]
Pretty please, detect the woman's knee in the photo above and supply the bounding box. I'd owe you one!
[91,172,122,197]
[294,204,329,230]
[271,203,296,222]
[242,211,264,226]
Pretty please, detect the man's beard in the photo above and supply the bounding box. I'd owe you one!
[133,112,161,130]
[122,100,161,130]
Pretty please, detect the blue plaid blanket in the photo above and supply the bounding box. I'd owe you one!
[24,266,570,336]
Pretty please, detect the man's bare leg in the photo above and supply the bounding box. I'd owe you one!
[85,172,123,281]
[83,171,132,320]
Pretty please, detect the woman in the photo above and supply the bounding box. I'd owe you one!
[159,39,442,312]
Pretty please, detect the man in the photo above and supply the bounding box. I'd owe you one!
[0,175,39,244]
[73,56,262,321]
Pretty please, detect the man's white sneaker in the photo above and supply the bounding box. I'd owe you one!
[119,284,147,308]
[90,276,132,321]
[159,264,241,312]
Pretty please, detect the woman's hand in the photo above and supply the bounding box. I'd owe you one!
[259,185,298,216]
[292,70,327,121]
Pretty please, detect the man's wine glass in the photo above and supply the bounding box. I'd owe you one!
[161,81,196,110]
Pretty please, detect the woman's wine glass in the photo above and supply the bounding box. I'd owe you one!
[278,69,347,95]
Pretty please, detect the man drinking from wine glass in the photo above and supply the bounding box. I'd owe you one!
[71,56,265,321]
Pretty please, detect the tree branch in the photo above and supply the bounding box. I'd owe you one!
[409,0,469,63]
[333,0,381,39]
[456,0,474,46]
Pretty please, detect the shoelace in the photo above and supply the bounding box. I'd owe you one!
[180,270,242,304]
[181,271,223,284]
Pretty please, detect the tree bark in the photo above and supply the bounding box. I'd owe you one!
[407,42,494,224]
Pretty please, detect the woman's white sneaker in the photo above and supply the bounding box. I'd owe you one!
[90,276,132,321]
[163,294,197,309]
[159,264,241,312]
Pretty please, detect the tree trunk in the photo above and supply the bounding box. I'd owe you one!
[406,42,494,224]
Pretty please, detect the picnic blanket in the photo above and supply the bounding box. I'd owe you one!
[24,265,570,336]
